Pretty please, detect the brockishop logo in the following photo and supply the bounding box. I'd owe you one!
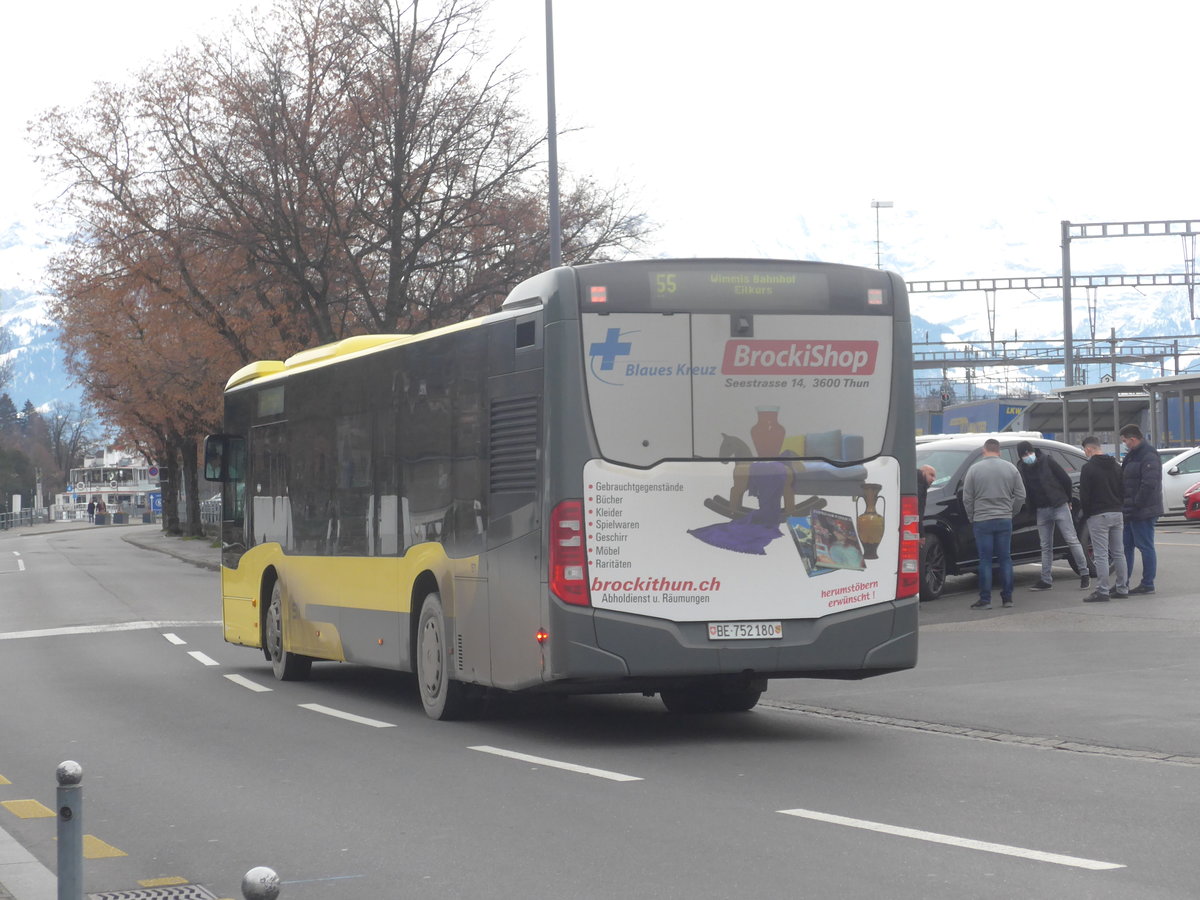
[722,340,878,375]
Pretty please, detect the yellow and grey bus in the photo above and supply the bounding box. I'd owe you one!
[204,259,919,719]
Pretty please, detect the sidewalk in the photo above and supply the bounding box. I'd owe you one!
[120,527,220,571]
[12,518,220,571]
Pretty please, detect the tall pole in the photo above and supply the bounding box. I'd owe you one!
[1061,220,1074,388]
[871,200,892,269]
[545,0,563,268]
[1061,220,1074,437]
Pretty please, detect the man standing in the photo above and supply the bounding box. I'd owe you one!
[1119,424,1163,594]
[963,438,1026,610]
[1016,440,1090,591]
[1079,436,1129,602]
[916,464,936,522]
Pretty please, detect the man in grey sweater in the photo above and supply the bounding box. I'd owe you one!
[963,439,1027,610]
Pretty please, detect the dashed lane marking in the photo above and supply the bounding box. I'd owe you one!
[139,876,189,887]
[0,621,220,641]
[224,674,272,692]
[779,808,1125,870]
[82,834,127,859]
[187,651,220,667]
[1,799,54,818]
[469,745,643,782]
[163,633,187,645]
[298,703,395,728]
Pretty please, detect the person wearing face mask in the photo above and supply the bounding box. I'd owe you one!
[1015,440,1090,591]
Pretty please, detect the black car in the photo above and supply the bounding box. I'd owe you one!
[915,433,1093,600]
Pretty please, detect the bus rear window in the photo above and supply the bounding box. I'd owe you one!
[582,312,894,466]
[576,260,894,315]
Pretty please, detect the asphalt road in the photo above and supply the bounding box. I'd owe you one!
[2,522,1199,899]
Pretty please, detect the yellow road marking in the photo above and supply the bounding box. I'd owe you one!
[0,774,10,785]
[1,799,54,818]
[138,877,188,887]
[83,835,127,859]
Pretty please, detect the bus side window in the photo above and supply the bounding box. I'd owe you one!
[204,434,245,482]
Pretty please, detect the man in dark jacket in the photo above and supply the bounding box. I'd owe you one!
[1119,423,1163,594]
[1079,435,1128,601]
[1016,440,1090,591]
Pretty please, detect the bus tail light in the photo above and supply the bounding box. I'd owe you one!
[896,495,920,599]
[550,500,591,606]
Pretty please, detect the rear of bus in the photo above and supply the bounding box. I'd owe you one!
[539,259,918,706]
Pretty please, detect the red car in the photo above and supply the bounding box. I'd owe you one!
[1185,481,1200,521]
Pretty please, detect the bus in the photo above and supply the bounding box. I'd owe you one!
[204,259,919,719]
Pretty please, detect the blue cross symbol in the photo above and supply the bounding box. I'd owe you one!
[589,328,632,371]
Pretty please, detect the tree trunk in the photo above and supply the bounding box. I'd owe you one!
[158,440,182,535]
[180,436,205,538]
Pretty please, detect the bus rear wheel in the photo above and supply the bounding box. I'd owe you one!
[266,581,312,681]
[416,592,472,720]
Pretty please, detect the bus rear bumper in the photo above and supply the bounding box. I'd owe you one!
[546,595,918,689]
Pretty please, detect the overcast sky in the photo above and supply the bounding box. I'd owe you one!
[4,0,1199,294]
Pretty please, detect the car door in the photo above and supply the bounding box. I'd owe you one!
[1163,448,1200,515]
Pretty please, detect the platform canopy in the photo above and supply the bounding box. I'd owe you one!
[1005,373,1200,445]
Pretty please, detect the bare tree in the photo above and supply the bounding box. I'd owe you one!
[37,0,651,517]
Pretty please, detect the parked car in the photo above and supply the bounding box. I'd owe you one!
[1158,447,1190,466]
[1161,446,1200,518]
[1184,481,1200,521]
[915,433,1093,601]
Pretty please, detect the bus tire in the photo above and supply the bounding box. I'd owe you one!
[919,535,948,601]
[416,592,471,720]
[266,580,312,681]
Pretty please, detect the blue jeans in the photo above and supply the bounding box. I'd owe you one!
[1036,503,1088,583]
[973,517,1014,603]
[1087,511,1128,595]
[1123,517,1157,588]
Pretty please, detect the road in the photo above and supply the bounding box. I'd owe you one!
[1,522,1199,899]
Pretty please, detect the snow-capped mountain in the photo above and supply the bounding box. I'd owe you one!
[2,215,1198,412]
[0,220,80,410]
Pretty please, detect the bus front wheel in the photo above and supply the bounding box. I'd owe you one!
[266,581,312,681]
[416,592,472,720]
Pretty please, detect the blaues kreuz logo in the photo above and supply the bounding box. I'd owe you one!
[588,327,636,385]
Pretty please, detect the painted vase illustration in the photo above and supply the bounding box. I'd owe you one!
[750,406,785,457]
[855,483,885,560]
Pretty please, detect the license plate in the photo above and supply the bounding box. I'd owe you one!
[707,621,783,640]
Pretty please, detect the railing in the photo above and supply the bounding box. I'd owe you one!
[0,508,48,530]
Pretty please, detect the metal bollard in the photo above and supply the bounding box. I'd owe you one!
[56,761,83,900]
[242,867,280,900]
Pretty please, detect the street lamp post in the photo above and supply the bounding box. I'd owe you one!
[545,0,562,268]
[871,200,893,269]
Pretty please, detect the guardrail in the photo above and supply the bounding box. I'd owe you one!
[0,509,47,530]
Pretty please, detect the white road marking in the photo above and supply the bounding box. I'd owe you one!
[187,651,220,666]
[469,745,643,782]
[17,559,25,572]
[162,633,187,645]
[0,621,221,641]
[299,703,396,728]
[224,674,273,692]
[778,808,1125,870]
